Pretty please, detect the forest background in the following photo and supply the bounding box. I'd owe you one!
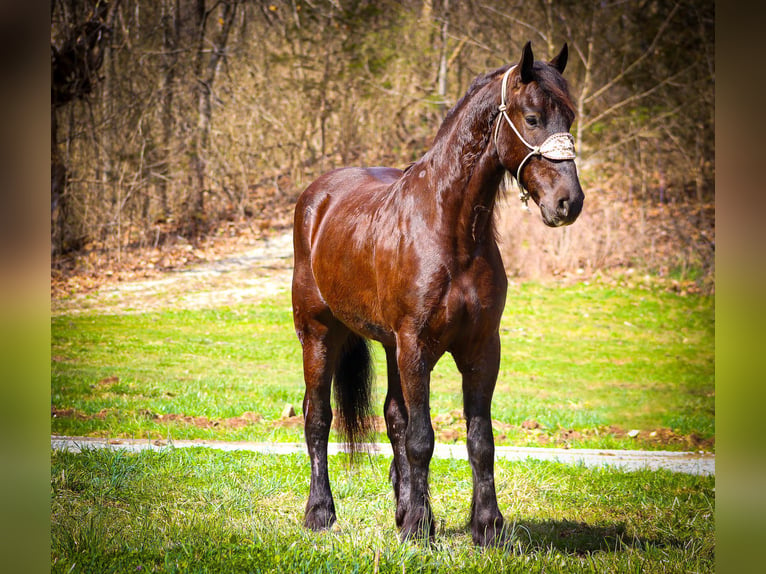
[50,0,715,291]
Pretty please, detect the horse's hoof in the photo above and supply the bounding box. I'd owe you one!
[304,506,337,531]
[399,510,435,544]
[394,503,407,529]
[472,519,508,547]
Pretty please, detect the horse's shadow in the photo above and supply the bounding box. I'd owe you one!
[440,518,674,555]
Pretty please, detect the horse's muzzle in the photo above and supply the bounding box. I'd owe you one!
[541,187,584,227]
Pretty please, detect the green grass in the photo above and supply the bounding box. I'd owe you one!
[51,447,714,573]
[51,280,714,451]
[50,278,715,571]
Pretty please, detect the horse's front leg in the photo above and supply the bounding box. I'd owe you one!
[454,332,505,546]
[396,336,436,542]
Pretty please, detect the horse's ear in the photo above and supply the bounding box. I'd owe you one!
[519,41,534,84]
[550,43,568,74]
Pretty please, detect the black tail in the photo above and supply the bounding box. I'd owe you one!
[333,334,375,458]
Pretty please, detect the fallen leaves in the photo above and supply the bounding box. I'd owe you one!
[280,403,296,418]
[51,406,263,429]
[149,411,264,429]
[96,376,119,386]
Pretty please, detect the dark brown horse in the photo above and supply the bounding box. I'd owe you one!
[291,42,584,546]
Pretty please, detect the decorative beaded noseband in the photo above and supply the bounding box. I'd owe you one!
[493,65,577,208]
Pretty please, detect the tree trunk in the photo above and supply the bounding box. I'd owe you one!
[542,0,556,58]
[189,0,238,239]
[50,0,113,254]
[51,107,67,255]
[436,0,450,115]
[575,9,597,156]
[159,0,179,221]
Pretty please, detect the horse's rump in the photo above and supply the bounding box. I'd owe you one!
[293,166,403,342]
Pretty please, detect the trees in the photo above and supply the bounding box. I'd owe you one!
[187,0,240,237]
[51,0,714,284]
[51,0,115,253]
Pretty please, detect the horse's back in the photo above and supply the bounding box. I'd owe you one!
[297,166,401,208]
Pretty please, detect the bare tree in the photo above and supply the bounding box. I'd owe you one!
[186,0,239,238]
[51,0,117,254]
[50,0,714,288]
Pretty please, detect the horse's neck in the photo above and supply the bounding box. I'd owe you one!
[412,99,504,253]
[455,150,505,247]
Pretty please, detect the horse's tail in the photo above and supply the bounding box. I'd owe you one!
[333,334,375,459]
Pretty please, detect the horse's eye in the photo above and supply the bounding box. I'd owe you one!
[525,115,539,127]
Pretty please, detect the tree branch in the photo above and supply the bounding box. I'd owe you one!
[479,3,549,45]
[583,1,680,105]
[581,66,690,132]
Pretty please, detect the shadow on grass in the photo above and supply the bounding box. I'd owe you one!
[441,518,677,555]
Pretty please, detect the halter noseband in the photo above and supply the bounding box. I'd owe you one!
[494,65,577,208]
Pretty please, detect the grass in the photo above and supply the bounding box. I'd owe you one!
[51,279,714,451]
[50,277,715,571]
[51,446,714,573]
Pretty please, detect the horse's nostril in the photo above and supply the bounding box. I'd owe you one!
[557,198,569,216]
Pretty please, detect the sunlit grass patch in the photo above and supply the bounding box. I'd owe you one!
[52,280,714,451]
[51,447,715,573]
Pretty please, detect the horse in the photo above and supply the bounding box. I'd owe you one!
[291,41,584,546]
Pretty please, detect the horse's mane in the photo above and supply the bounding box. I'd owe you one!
[398,61,576,184]
[429,61,575,159]
[432,66,508,143]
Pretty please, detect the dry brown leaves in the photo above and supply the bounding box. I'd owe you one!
[51,405,712,451]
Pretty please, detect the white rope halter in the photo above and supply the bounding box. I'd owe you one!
[493,65,577,208]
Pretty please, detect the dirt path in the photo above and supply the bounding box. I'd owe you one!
[52,232,294,315]
[51,435,714,476]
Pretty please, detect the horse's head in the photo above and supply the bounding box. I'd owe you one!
[495,42,584,227]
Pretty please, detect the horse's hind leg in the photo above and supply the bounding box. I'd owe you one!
[293,188,350,530]
[454,333,505,546]
[296,314,346,531]
[383,345,410,529]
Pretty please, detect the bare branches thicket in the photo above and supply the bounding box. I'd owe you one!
[51,0,714,287]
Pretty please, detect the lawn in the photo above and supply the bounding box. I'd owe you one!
[51,446,714,573]
[51,279,715,451]
[50,277,715,572]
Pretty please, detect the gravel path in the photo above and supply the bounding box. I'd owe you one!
[51,435,714,476]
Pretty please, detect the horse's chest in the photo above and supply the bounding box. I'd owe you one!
[447,271,505,323]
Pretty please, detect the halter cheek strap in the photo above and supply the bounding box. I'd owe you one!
[494,65,577,208]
